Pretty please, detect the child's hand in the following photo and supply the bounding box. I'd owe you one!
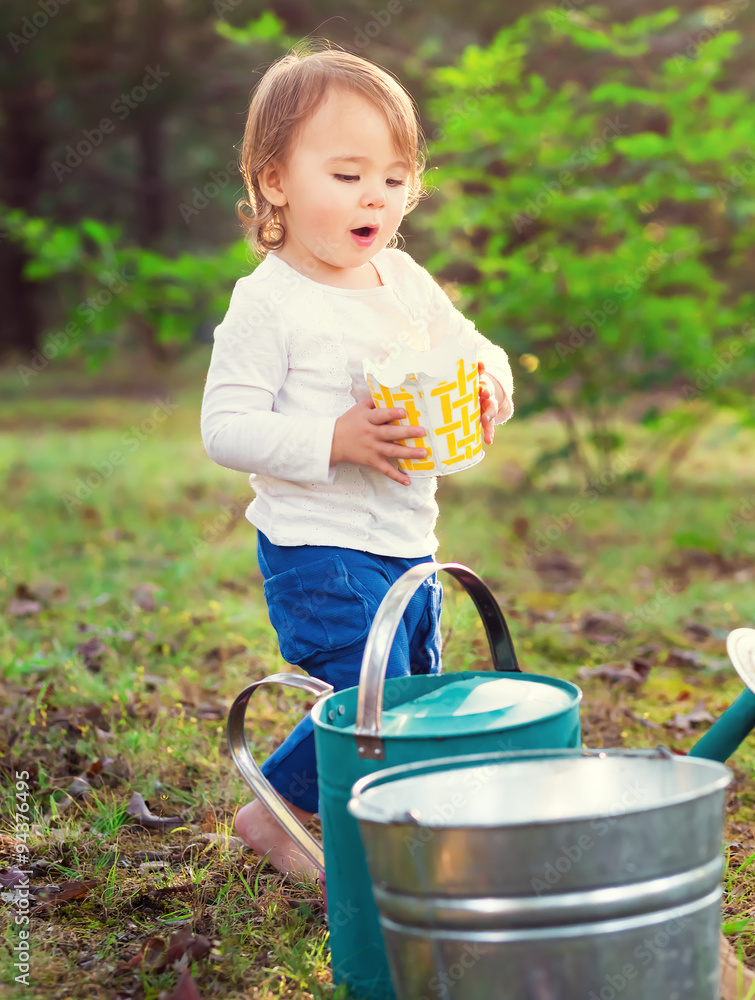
[331,398,426,486]
[478,361,498,446]
[478,362,510,446]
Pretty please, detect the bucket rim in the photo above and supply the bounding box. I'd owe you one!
[348,747,732,828]
[311,670,583,735]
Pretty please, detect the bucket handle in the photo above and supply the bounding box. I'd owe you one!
[227,673,332,872]
[355,561,520,761]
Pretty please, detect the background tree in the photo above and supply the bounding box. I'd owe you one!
[2,0,754,409]
[421,8,755,480]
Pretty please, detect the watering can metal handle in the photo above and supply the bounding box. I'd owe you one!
[227,673,332,872]
[355,561,520,761]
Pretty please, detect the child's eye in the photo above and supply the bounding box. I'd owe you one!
[333,174,406,186]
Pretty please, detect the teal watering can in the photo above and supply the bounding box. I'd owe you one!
[344,628,755,1000]
[228,560,755,1000]
[227,562,582,1000]
[687,626,755,762]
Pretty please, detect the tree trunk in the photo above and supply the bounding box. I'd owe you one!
[132,0,169,364]
[0,242,38,361]
[0,87,47,360]
[136,116,166,249]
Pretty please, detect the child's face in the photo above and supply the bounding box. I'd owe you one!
[263,88,410,279]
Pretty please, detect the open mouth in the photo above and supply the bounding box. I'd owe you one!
[352,226,376,237]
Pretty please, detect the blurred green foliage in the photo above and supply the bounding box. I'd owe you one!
[421,8,755,471]
[2,206,250,371]
[3,3,755,479]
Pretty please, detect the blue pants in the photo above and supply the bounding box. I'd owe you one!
[256,531,443,814]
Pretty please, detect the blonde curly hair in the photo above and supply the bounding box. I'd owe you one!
[235,40,427,258]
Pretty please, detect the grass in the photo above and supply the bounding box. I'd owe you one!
[1,347,755,998]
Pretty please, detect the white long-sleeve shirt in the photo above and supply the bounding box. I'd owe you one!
[200,246,514,557]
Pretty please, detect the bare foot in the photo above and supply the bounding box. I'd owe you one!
[234,796,318,880]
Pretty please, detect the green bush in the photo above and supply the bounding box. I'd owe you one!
[1,205,251,371]
[420,7,755,476]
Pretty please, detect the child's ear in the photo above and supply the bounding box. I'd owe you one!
[258,159,288,207]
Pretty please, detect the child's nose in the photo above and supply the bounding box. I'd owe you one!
[361,185,386,209]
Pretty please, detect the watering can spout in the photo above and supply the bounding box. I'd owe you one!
[688,629,755,763]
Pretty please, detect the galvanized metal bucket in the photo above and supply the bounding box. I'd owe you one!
[349,747,731,1000]
[228,563,582,1000]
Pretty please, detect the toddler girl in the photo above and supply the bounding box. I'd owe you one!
[200,43,514,881]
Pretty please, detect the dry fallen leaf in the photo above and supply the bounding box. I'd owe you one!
[666,699,715,733]
[139,881,196,899]
[194,702,224,721]
[7,596,42,616]
[178,676,203,707]
[27,578,69,603]
[132,582,161,611]
[164,927,212,966]
[684,619,712,642]
[218,578,250,594]
[46,702,110,737]
[134,849,170,861]
[0,835,29,856]
[130,927,212,974]
[74,636,114,672]
[68,775,92,799]
[85,757,113,779]
[578,657,652,690]
[580,610,628,639]
[129,935,167,970]
[31,878,99,912]
[125,791,182,831]
[138,860,170,875]
[622,708,662,731]
[187,832,248,853]
[531,551,583,592]
[161,968,205,1000]
[665,647,704,669]
[76,622,138,642]
[512,516,529,541]
[634,641,663,660]
[202,645,246,668]
[0,866,30,890]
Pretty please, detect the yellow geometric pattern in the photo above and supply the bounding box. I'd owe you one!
[366,358,482,475]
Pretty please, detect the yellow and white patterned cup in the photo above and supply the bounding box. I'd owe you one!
[365,356,483,477]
